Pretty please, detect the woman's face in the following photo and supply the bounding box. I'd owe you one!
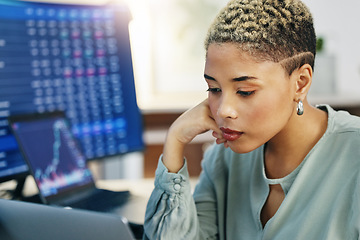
[204,43,297,153]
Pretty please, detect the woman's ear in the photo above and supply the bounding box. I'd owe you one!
[293,63,312,100]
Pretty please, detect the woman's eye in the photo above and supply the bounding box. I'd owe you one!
[237,91,255,97]
[207,88,221,93]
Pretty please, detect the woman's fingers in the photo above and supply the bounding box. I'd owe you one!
[171,99,230,148]
[213,131,228,147]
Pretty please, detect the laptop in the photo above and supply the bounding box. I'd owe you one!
[7,111,130,212]
[0,198,135,240]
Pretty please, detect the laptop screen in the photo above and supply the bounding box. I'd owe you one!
[9,112,94,198]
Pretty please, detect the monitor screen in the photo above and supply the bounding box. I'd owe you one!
[9,112,94,198]
[0,0,144,183]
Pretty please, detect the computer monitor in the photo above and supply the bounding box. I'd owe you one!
[0,0,144,186]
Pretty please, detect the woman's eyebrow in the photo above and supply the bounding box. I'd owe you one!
[204,74,257,82]
[204,74,216,81]
[233,76,257,82]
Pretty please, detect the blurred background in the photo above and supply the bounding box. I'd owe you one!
[126,0,360,110]
[105,0,360,179]
[2,0,360,181]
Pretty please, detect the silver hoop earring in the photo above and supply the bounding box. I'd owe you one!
[297,100,304,116]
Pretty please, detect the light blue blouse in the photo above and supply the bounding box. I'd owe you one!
[143,105,360,240]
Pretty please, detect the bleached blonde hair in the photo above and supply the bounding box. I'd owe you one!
[205,0,316,75]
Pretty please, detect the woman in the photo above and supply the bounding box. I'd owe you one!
[143,0,360,239]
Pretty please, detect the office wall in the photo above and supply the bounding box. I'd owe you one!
[129,0,360,112]
[302,0,360,97]
[128,0,229,111]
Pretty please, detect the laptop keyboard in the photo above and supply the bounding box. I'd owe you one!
[68,189,130,212]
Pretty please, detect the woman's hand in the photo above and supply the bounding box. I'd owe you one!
[171,99,222,144]
[162,99,226,172]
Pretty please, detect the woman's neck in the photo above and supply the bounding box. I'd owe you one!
[264,101,328,179]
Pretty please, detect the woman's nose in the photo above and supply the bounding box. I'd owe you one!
[217,95,238,119]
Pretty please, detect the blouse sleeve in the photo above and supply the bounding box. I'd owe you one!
[143,155,219,240]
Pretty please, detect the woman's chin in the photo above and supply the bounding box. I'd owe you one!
[226,140,260,154]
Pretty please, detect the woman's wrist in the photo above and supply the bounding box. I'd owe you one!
[162,128,187,173]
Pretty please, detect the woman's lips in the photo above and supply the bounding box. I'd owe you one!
[220,127,243,141]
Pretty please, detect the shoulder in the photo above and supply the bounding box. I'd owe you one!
[316,105,360,172]
[319,105,360,135]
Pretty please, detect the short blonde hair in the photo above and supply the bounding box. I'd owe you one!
[205,0,316,75]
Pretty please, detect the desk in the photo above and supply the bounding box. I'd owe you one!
[0,177,199,225]
[97,178,156,224]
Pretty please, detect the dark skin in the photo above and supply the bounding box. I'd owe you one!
[163,43,328,227]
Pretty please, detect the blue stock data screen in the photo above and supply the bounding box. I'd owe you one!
[0,0,144,181]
